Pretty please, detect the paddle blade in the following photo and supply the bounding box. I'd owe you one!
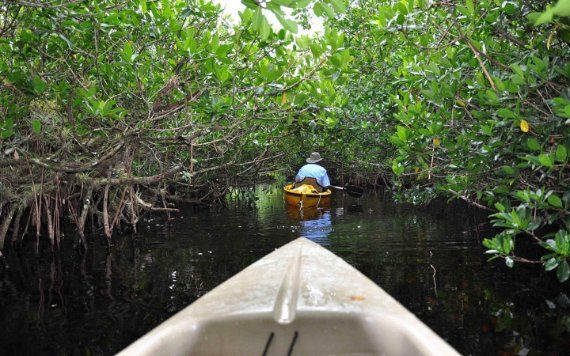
[345,185,364,198]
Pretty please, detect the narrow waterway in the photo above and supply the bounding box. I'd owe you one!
[0,186,568,355]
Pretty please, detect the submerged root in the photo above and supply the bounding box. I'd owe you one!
[0,204,17,250]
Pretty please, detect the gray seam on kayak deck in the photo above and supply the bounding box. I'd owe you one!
[273,246,302,324]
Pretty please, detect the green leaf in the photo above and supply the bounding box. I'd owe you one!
[31,119,42,134]
[557,260,569,282]
[466,0,474,16]
[329,0,347,13]
[32,76,46,94]
[396,125,408,140]
[253,8,263,31]
[485,89,499,103]
[139,0,147,13]
[545,257,559,271]
[392,160,404,175]
[272,0,295,6]
[534,7,554,25]
[1,130,14,139]
[527,138,541,151]
[57,33,73,49]
[552,0,570,17]
[317,2,335,18]
[274,12,298,33]
[495,202,506,212]
[502,235,513,254]
[538,154,554,168]
[321,3,335,17]
[1,118,15,139]
[548,194,564,208]
[497,108,517,119]
[313,2,324,16]
[556,145,567,162]
[122,42,134,62]
[500,166,516,176]
[241,0,258,9]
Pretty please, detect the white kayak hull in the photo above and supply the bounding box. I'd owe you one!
[118,238,459,355]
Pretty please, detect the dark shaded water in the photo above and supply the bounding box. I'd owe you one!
[1,186,569,355]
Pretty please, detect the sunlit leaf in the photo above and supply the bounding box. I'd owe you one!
[275,12,298,33]
[545,257,559,271]
[555,145,567,162]
[548,194,564,208]
[32,76,46,94]
[538,154,554,168]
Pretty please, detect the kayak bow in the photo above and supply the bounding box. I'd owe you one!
[118,238,459,356]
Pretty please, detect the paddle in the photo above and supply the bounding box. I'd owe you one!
[331,185,364,198]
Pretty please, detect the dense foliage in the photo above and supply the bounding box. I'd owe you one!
[0,0,348,248]
[0,0,568,281]
[322,0,569,281]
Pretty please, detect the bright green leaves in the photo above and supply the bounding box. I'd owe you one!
[329,49,351,70]
[31,119,42,135]
[274,12,298,33]
[547,194,564,208]
[121,42,136,63]
[215,65,231,84]
[540,230,570,282]
[390,125,409,147]
[483,233,515,267]
[258,59,282,82]
[314,2,335,18]
[531,0,570,25]
[527,138,541,151]
[496,108,517,120]
[252,8,272,41]
[32,76,46,94]
[182,27,198,53]
[490,207,538,232]
[457,0,475,18]
[466,0,475,16]
[329,0,347,13]
[1,118,15,139]
[538,153,555,168]
[392,159,405,175]
[84,96,125,121]
[243,0,347,36]
[138,0,147,14]
[556,145,568,162]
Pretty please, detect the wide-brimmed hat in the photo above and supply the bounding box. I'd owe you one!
[306,152,323,163]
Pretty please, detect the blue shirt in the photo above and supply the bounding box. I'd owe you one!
[295,164,331,188]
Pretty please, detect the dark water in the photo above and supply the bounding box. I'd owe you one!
[0,186,569,355]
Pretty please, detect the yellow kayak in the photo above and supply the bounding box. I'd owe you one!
[283,183,331,208]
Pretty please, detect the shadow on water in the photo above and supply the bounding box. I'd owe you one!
[0,185,569,355]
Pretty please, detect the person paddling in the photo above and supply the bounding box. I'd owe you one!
[294,152,331,192]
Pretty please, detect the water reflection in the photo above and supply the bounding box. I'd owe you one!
[286,207,333,245]
[0,187,569,355]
